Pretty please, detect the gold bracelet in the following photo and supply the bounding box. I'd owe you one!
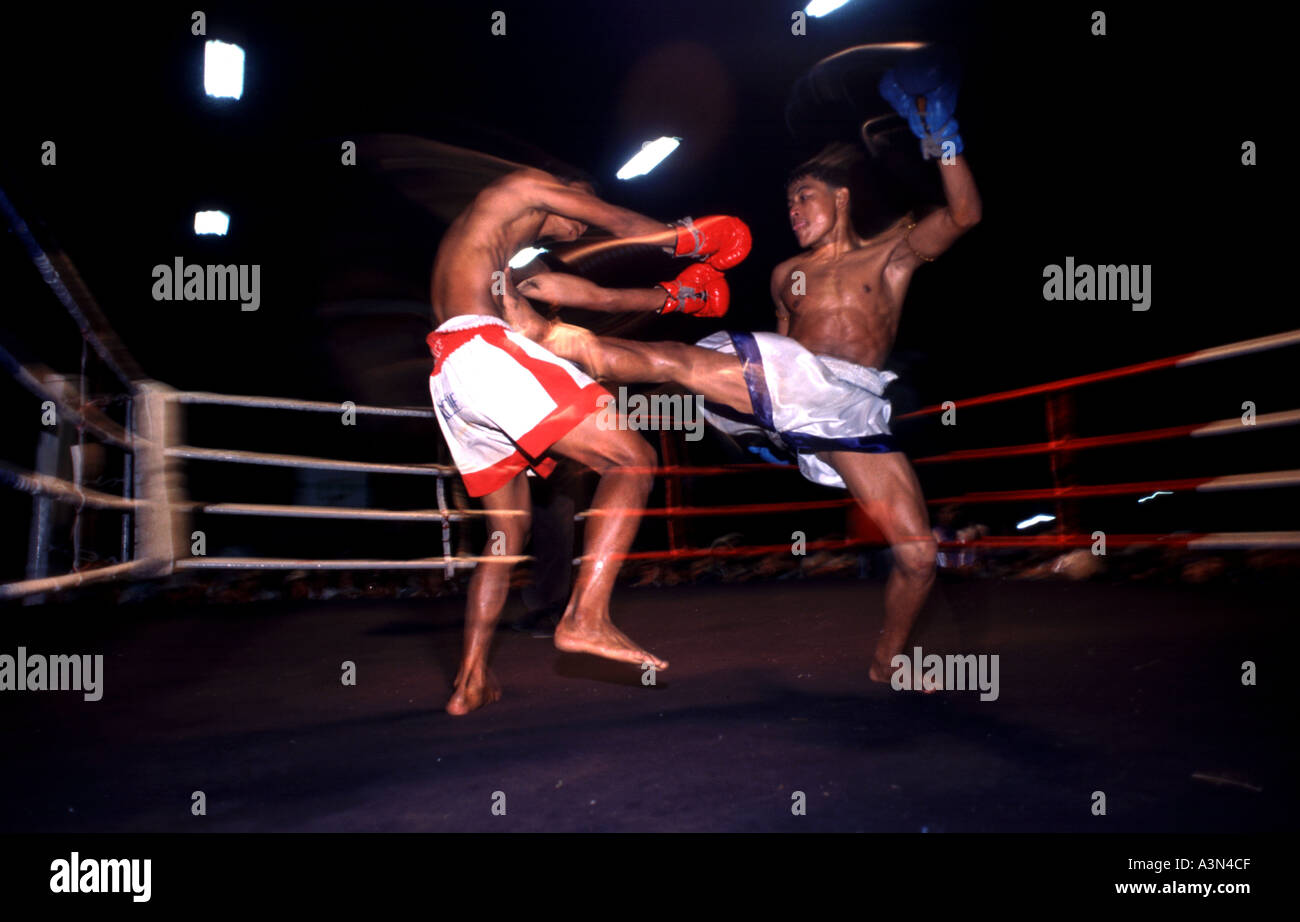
[903,222,936,263]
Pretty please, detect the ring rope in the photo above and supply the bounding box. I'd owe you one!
[193,501,472,521]
[0,461,140,511]
[171,390,435,419]
[166,445,456,476]
[0,341,132,450]
[926,469,1300,506]
[900,328,1300,419]
[912,409,1300,465]
[0,186,145,388]
[0,559,154,601]
[175,555,529,570]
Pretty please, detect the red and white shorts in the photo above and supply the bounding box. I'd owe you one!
[428,315,608,497]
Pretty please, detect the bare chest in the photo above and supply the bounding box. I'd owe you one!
[783,255,898,319]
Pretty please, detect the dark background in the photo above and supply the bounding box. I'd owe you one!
[0,0,1291,578]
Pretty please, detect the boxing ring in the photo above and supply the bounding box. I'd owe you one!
[3,191,1295,836]
[2,187,1299,603]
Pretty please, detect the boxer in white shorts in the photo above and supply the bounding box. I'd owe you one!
[427,162,750,714]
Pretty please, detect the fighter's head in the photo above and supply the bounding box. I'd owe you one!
[537,164,599,243]
[785,144,866,248]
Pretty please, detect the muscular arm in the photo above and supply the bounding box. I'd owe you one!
[892,153,982,268]
[516,271,665,313]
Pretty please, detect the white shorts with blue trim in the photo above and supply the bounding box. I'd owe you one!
[695,330,899,489]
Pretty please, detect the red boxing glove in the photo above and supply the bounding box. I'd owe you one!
[672,215,752,270]
[659,264,730,317]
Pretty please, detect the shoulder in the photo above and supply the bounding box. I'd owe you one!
[770,255,801,289]
[864,217,912,257]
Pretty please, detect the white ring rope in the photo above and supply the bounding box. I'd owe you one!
[171,390,434,418]
[0,461,140,511]
[167,445,455,476]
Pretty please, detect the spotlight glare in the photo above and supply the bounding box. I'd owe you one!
[615,137,680,180]
[1016,514,1056,530]
[204,40,245,99]
[194,210,230,236]
[508,246,548,269]
[806,0,852,17]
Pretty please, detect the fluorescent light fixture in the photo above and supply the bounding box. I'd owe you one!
[194,210,230,235]
[508,246,548,269]
[806,0,852,16]
[616,137,680,180]
[1016,514,1056,530]
[1138,491,1173,504]
[204,40,245,99]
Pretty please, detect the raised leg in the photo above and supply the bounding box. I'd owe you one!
[541,323,754,415]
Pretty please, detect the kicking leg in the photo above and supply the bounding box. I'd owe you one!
[446,473,530,715]
[828,451,939,688]
[541,323,753,415]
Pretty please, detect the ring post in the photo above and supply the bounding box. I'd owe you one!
[133,381,189,576]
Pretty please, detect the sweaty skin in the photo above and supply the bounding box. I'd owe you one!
[431,168,680,715]
[776,156,979,368]
[778,158,980,686]
[514,154,981,690]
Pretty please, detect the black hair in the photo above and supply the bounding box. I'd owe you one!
[786,142,913,238]
[786,142,863,193]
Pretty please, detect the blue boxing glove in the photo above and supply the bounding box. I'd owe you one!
[878,53,963,160]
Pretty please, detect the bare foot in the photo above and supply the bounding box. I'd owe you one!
[868,656,940,693]
[554,617,668,670]
[446,668,502,716]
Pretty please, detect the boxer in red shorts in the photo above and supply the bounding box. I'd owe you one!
[428,164,746,714]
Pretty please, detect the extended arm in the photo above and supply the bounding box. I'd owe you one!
[514,171,752,267]
[518,265,731,317]
[516,272,664,313]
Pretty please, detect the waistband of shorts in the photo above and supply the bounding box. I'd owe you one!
[428,315,512,373]
[815,354,899,394]
[431,314,510,335]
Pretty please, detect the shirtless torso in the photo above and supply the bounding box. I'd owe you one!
[771,224,920,368]
[431,170,587,327]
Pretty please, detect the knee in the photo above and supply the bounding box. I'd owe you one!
[596,432,657,476]
[893,535,938,582]
[627,434,658,471]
